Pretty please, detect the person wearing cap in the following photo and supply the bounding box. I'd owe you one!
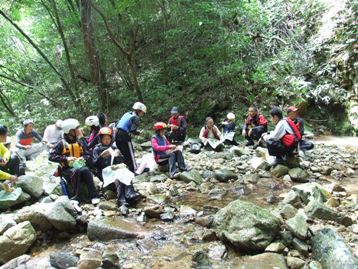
[151,122,191,179]
[49,118,99,204]
[221,112,238,145]
[242,106,268,146]
[167,107,187,144]
[262,107,302,165]
[115,102,146,173]
[15,120,46,173]
[0,125,21,181]
[287,106,314,153]
[42,120,63,149]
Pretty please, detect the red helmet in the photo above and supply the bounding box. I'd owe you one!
[99,127,113,136]
[153,122,167,131]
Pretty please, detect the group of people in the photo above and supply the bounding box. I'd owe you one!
[0,101,313,210]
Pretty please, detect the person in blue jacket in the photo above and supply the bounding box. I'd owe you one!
[115,102,146,172]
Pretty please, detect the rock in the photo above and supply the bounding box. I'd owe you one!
[46,196,77,231]
[177,170,203,185]
[14,204,53,231]
[17,175,43,198]
[271,165,290,178]
[78,250,102,269]
[287,257,305,269]
[0,188,31,211]
[214,200,281,251]
[208,242,226,260]
[292,238,309,256]
[289,168,309,183]
[285,157,300,168]
[208,188,227,200]
[309,261,323,269]
[279,230,293,246]
[279,204,298,219]
[312,228,358,269]
[292,183,330,204]
[285,209,308,240]
[0,221,37,264]
[140,141,152,150]
[265,242,286,253]
[87,217,146,241]
[50,252,79,269]
[231,253,288,269]
[149,174,168,183]
[230,146,249,156]
[144,205,164,219]
[179,205,197,218]
[102,247,120,269]
[282,190,304,208]
[98,200,117,211]
[250,157,270,171]
[195,215,214,228]
[213,169,238,182]
[0,216,16,235]
[192,250,211,268]
[244,173,259,184]
[320,166,333,175]
[0,254,31,269]
[326,197,340,207]
[160,212,175,221]
[305,199,353,226]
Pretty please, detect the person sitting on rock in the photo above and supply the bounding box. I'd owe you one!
[242,106,268,146]
[15,119,46,174]
[199,117,224,151]
[83,115,101,151]
[42,120,63,149]
[287,106,314,154]
[0,125,20,182]
[93,127,141,207]
[167,106,187,144]
[262,107,302,166]
[221,112,238,145]
[152,122,191,179]
[49,118,99,204]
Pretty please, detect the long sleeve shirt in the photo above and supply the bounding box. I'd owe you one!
[15,129,42,149]
[0,143,11,180]
[263,119,293,142]
[199,125,221,142]
[42,124,63,145]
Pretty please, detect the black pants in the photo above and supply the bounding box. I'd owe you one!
[299,140,314,151]
[168,132,186,144]
[62,167,98,201]
[0,154,20,176]
[266,140,295,158]
[158,151,186,178]
[245,125,267,141]
[115,130,136,173]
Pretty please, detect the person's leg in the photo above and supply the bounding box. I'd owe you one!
[266,140,286,158]
[27,143,46,160]
[16,150,27,175]
[115,179,127,206]
[174,150,187,171]
[300,140,314,151]
[124,183,141,205]
[245,130,254,146]
[116,140,136,173]
[167,152,177,178]
[3,154,20,176]
[79,167,98,199]
[252,126,266,141]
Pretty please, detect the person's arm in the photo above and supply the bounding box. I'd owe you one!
[49,141,67,164]
[215,126,222,137]
[199,127,206,142]
[264,121,286,141]
[33,130,43,142]
[129,115,139,134]
[42,126,50,143]
[178,117,187,132]
[86,135,99,150]
[298,118,305,135]
[15,130,26,149]
[151,137,171,152]
[92,146,103,166]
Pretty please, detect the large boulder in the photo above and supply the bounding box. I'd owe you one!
[14,204,53,231]
[285,209,309,239]
[213,200,281,251]
[312,228,358,269]
[17,175,43,199]
[231,253,288,269]
[87,217,147,241]
[214,169,238,182]
[0,255,31,269]
[46,196,77,231]
[177,170,203,185]
[50,252,79,269]
[292,183,330,204]
[0,188,31,211]
[0,221,37,264]
[288,168,309,183]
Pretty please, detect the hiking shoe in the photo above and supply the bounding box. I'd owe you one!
[170,172,181,179]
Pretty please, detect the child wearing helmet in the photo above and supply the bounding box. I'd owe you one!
[151,122,191,179]
[221,112,238,145]
[115,102,146,173]
[83,115,101,151]
[49,118,99,204]
[93,127,141,207]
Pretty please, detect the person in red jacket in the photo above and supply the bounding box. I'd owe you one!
[167,106,187,144]
[242,106,268,146]
[151,122,191,179]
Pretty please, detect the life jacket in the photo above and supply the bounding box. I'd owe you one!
[281,118,302,148]
[116,111,136,132]
[62,140,83,158]
[169,115,187,135]
[151,134,169,162]
[203,126,220,140]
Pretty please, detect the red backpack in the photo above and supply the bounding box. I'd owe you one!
[281,118,302,147]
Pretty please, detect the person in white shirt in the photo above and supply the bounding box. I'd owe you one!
[199,117,224,151]
[262,107,299,165]
[42,120,63,149]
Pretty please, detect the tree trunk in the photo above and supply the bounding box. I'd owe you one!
[0,87,16,117]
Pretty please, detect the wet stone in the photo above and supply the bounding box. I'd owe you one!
[50,252,79,269]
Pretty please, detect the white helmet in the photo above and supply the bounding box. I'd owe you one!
[227,112,235,120]
[62,119,80,134]
[85,116,100,127]
[55,120,63,128]
[132,102,147,113]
